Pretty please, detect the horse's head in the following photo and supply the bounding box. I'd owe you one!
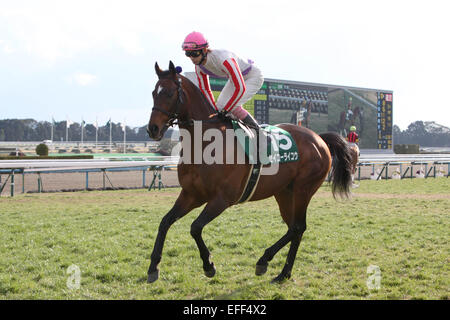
[147,61,184,140]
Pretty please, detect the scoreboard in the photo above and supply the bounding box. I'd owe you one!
[377,92,393,149]
[185,72,393,150]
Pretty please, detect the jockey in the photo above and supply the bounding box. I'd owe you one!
[347,125,359,144]
[182,31,264,130]
[346,97,353,120]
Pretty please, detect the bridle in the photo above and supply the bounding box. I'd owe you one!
[151,75,231,128]
[151,77,193,127]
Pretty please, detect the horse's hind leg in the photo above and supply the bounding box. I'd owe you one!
[255,227,297,276]
[256,189,308,283]
[190,198,229,278]
[272,181,319,282]
[255,221,306,282]
[255,190,297,276]
[147,191,201,283]
[271,221,306,283]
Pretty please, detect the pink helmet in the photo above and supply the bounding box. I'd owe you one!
[182,31,209,51]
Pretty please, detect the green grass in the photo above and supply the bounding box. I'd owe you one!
[0,178,448,300]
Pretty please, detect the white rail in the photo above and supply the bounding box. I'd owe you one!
[0,157,180,172]
[359,154,450,163]
[1,154,449,172]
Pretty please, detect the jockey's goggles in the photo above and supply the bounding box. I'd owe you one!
[185,50,202,58]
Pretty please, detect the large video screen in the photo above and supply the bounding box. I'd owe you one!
[186,74,393,150]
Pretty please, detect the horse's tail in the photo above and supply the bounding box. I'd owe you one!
[319,132,353,199]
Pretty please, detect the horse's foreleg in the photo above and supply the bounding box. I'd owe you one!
[190,198,228,278]
[147,192,200,283]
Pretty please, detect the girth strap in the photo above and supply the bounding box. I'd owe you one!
[236,162,262,204]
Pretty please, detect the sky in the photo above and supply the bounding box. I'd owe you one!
[1,0,449,130]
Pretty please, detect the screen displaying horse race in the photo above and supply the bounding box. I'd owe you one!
[185,73,393,150]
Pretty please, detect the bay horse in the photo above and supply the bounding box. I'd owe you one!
[338,106,364,136]
[146,61,353,283]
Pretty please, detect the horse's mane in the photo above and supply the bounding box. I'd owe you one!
[179,74,219,116]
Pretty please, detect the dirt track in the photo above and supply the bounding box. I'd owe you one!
[1,169,180,196]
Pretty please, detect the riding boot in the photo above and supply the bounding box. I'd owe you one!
[241,114,266,164]
[241,113,260,130]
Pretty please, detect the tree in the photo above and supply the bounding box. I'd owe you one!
[394,121,450,147]
[36,143,49,156]
[406,121,427,136]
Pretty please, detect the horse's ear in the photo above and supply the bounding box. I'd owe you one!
[155,62,163,78]
[169,61,176,76]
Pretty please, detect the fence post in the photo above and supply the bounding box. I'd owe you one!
[85,171,89,190]
[377,166,385,180]
[10,170,15,197]
[402,166,410,179]
[142,169,146,188]
[385,163,389,180]
[37,173,42,193]
[149,167,157,190]
[425,165,433,178]
[158,171,163,190]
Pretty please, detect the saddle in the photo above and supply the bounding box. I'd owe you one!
[232,120,299,165]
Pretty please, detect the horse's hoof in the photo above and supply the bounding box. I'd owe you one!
[204,264,216,278]
[271,275,286,284]
[147,270,159,283]
[255,264,267,276]
[271,272,290,284]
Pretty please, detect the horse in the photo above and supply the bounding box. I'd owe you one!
[146,61,353,283]
[292,101,312,128]
[338,106,364,136]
